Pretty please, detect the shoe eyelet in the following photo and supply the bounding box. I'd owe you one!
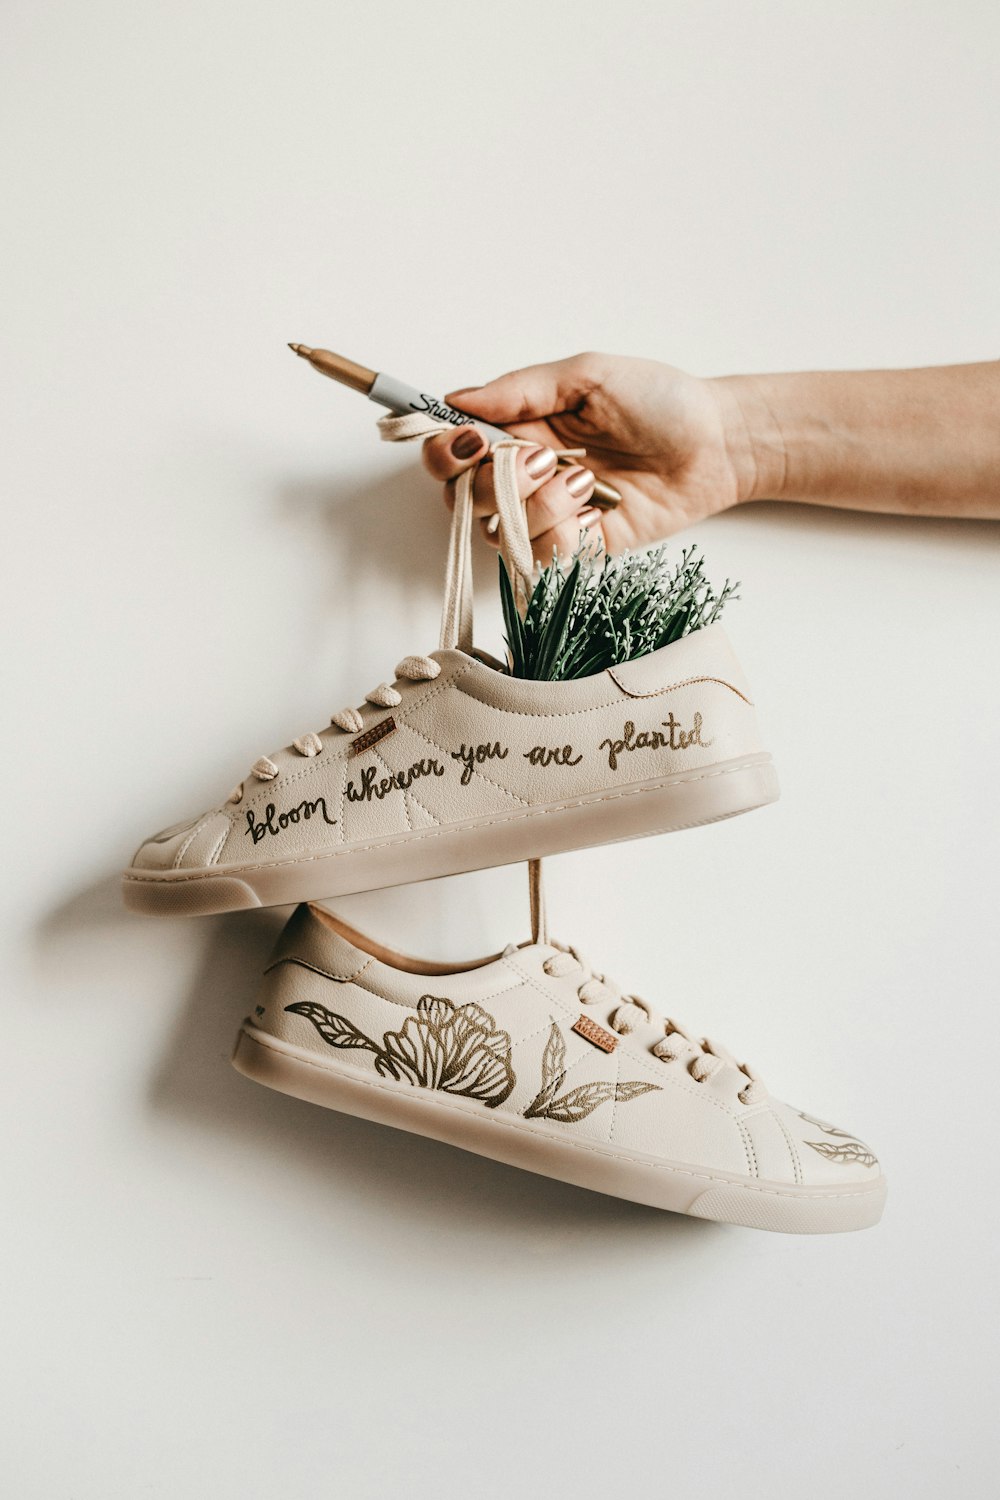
[737,1089,750,1105]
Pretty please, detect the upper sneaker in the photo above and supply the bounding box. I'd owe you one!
[122,624,778,915]
[232,904,886,1234]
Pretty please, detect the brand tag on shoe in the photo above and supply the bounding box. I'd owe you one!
[572,1015,619,1053]
[351,717,397,756]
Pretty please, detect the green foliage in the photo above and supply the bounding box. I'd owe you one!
[501,536,739,681]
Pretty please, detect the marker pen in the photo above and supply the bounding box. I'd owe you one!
[288,343,621,511]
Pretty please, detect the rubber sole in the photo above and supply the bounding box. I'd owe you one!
[123,753,779,916]
[232,1024,887,1234]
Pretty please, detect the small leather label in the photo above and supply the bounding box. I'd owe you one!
[351,717,397,756]
[571,1015,619,1053]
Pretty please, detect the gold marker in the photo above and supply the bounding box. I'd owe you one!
[288,343,621,511]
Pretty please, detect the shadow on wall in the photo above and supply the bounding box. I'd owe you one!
[275,459,491,667]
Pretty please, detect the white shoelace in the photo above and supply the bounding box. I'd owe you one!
[377,410,586,651]
[542,946,767,1104]
[228,412,585,805]
[228,654,440,803]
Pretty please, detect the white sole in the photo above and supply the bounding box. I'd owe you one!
[232,1023,887,1235]
[124,752,779,916]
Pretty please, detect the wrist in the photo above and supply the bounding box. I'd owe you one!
[709,373,789,504]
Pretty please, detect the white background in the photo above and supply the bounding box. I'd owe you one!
[3,3,999,1496]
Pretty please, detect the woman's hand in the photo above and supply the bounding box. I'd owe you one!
[423,354,1000,557]
[421,353,756,562]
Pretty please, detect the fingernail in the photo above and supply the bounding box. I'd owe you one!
[486,513,500,535]
[525,446,557,479]
[452,428,485,460]
[579,507,602,528]
[565,466,595,498]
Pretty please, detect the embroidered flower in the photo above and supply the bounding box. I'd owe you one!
[286,995,516,1108]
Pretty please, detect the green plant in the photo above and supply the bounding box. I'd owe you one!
[500,536,739,681]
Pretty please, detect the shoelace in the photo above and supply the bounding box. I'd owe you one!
[228,412,587,805]
[542,946,766,1105]
[377,410,587,649]
[228,655,441,802]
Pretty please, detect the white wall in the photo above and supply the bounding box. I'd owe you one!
[4,3,998,1496]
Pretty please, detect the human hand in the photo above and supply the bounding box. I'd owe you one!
[421,352,757,561]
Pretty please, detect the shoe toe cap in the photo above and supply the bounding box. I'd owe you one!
[130,810,231,872]
[774,1102,883,1186]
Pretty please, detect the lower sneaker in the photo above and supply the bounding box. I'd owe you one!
[232,903,886,1234]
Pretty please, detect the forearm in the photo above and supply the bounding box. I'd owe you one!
[714,363,1000,518]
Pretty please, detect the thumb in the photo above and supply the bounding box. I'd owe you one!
[445,354,603,426]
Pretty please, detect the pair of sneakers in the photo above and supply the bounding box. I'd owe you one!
[124,418,885,1233]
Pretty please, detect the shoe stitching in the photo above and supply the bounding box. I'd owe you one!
[738,1118,758,1180]
[607,1047,624,1147]
[126,758,768,885]
[372,745,413,833]
[172,814,215,869]
[371,743,443,829]
[206,825,230,867]
[241,1028,883,1203]
[397,717,531,807]
[263,956,375,985]
[452,676,753,720]
[332,966,526,1015]
[606,671,753,705]
[769,1106,804,1185]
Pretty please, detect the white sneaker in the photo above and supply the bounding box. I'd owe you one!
[232,903,886,1234]
[123,625,777,915]
[122,425,777,916]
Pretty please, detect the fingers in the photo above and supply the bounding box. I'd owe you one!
[445,443,592,520]
[422,423,490,483]
[480,465,599,553]
[423,352,608,484]
[445,352,608,426]
[528,509,604,565]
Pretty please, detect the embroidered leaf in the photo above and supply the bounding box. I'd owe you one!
[541,1020,566,1091]
[523,1074,563,1120]
[285,1001,379,1052]
[541,1081,619,1123]
[614,1080,661,1102]
[798,1110,856,1140]
[806,1139,878,1169]
[374,1052,403,1081]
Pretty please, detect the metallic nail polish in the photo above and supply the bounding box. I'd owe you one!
[525,446,557,478]
[566,467,595,497]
